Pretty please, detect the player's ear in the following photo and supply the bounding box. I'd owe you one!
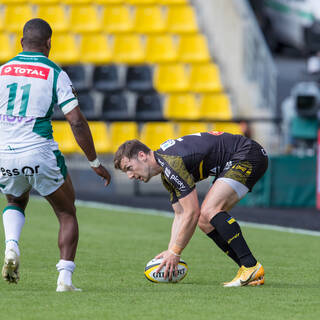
[138,151,146,161]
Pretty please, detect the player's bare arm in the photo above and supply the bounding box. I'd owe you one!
[65,107,111,186]
[155,189,200,279]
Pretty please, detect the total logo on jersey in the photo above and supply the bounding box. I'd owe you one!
[1,64,50,80]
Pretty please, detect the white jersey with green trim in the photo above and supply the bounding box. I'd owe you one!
[0,51,78,153]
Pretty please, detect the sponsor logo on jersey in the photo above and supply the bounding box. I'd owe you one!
[208,131,224,136]
[0,114,34,124]
[1,165,40,177]
[160,139,175,151]
[223,161,233,171]
[1,64,50,80]
[164,167,171,178]
[170,174,186,191]
[157,157,165,166]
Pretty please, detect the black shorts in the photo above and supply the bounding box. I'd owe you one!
[218,141,268,191]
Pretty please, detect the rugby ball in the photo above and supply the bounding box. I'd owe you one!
[144,258,188,283]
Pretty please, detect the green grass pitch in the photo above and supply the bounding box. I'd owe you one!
[0,196,319,320]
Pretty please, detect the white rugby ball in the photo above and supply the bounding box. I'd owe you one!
[144,258,188,283]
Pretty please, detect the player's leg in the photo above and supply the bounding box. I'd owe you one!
[45,174,81,292]
[2,191,29,284]
[198,179,241,266]
[198,179,263,287]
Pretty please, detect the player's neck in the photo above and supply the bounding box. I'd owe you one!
[149,151,162,176]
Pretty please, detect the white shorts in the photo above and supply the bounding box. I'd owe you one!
[0,145,67,197]
[217,177,249,199]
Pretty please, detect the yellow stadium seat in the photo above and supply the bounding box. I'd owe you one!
[167,5,198,33]
[176,122,209,137]
[109,122,139,153]
[101,5,133,33]
[88,122,111,154]
[0,10,4,32]
[213,122,243,135]
[164,93,199,120]
[112,34,145,64]
[199,93,232,120]
[64,0,92,4]
[189,63,223,92]
[79,34,112,64]
[145,34,177,63]
[127,0,156,4]
[96,0,124,5]
[1,0,27,3]
[177,34,210,63]
[30,0,59,4]
[154,64,189,93]
[69,5,101,33]
[12,33,23,56]
[160,0,187,4]
[4,5,34,33]
[0,33,14,63]
[52,121,80,154]
[50,33,79,65]
[133,5,167,34]
[140,122,176,150]
[36,5,69,33]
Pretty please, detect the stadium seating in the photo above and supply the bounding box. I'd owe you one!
[79,34,113,64]
[69,5,101,33]
[101,5,134,33]
[93,65,123,92]
[164,93,199,119]
[177,34,210,63]
[36,5,69,33]
[2,0,232,153]
[63,65,88,92]
[199,93,232,120]
[0,33,14,63]
[87,121,111,153]
[77,91,96,119]
[102,92,131,120]
[189,63,223,92]
[52,121,80,154]
[112,34,145,64]
[145,34,178,63]
[133,5,167,34]
[135,93,163,120]
[140,122,176,150]
[50,33,79,65]
[109,121,139,153]
[4,5,34,33]
[176,122,209,137]
[126,65,154,92]
[154,64,189,92]
[213,122,243,135]
[166,5,198,33]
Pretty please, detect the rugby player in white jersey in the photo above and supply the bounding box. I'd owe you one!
[0,19,111,292]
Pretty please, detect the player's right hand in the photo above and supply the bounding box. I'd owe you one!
[92,165,111,186]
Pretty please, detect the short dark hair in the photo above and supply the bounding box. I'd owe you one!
[23,18,52,49]
[114,140,151,170]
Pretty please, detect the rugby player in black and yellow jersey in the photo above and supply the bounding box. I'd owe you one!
[114,131,268,287]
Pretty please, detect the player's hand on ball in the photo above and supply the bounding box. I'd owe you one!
[155,250,180,281]
[92,165,111,186]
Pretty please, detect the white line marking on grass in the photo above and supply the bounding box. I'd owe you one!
[31,196,320,237]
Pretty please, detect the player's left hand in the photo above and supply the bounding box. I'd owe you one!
[155,250,180,281]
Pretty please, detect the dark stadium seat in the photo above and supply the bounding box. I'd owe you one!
[63,65,88,92]
[77,91,96,120]
[93,65,123,92]
[102,92,131,120]
[135,93,163,121]
[126,65,154,93]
